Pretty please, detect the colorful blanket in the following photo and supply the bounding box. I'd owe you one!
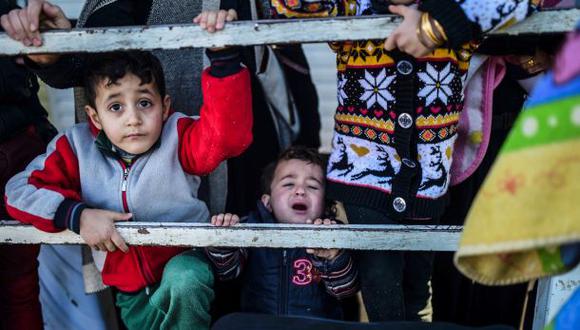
[455,25,580,286]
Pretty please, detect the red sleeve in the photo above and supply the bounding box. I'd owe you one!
[4,134,82,233]
[177,67,253,175]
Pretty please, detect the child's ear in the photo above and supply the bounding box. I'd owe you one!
[162,95,171,121]
[260,194,272,212]
[85,105,102,130]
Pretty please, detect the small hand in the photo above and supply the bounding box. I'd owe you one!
[193,9,237,33]
[79,209,132,253]
[305,218,340,261]
[211,213,240,227]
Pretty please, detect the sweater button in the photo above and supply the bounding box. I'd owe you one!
[396,60,413,75]
[402,158,416,168]
[392,197,407,213]
[397,113,413,129]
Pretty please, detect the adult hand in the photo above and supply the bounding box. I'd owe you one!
[0,0,71,65]
[384,5,434,57]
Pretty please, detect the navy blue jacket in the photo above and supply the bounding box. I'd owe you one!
[207,202,359,319]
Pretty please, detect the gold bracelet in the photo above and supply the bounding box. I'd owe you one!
[416,20,432,48]
[430,16,448,42]
[421,12,442,46]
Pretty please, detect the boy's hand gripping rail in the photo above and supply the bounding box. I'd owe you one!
[0,10,578,56]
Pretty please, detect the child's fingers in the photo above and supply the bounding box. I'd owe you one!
[306,219,313,224]
[229,214,240,225]
[216,10,227,30]
[226,9,237,21]
[306,248,315,255]
[206,12,217,32]
[112,212,133,221]
[95,243,106,252]
[193,13,202,23]
[104,240,117,252]
[198,12,208,28]
[215,213,225,226]
[223,213,234,226]
[322,219,332,225]
[111,230,129,253]
[313,218,323,225]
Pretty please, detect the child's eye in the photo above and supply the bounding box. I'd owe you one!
[109,103,122,112]
[283,183,294,188]
[138,100,152,108]
[308,186,319,190]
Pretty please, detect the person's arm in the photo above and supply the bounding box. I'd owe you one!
[311,250,359,299]
[4,132,83,233]
[3,0,144,89]
[204,213,247,280]
[206,247,248,280]
[4,130,131,252]
[418,0,534,49]
[176,48,252,175]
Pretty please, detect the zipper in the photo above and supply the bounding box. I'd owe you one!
[119,161,130,213]
[117,160,155,285]
[279,249,289,315]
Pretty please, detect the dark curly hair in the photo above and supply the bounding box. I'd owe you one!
[83,51,166,109]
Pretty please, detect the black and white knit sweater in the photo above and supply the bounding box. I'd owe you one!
[272,0,535,219]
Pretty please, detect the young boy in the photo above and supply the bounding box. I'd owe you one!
[207,146,359,319]
[4,12,252,330]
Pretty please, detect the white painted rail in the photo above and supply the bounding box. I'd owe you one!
[0,10,578,56]
[0,221,462,251]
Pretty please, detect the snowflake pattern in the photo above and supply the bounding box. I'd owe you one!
[358,69,395,109]
[418,63,454,106]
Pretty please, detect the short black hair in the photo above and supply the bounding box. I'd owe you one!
[83,51,166,108]
[260,146,325,195]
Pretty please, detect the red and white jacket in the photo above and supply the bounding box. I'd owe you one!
[5,67,252,292]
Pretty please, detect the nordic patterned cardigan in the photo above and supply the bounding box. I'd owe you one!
[269,0,537,219]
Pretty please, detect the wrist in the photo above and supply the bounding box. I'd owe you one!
[416,12,447,49]
[206,47,242,77]
[55,199,88,234]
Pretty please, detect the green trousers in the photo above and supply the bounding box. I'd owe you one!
[116,250,215,330]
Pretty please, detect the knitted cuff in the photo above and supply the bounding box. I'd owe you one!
[418,0,478,49]
[54,199,88,234]
[311,250,348,274]
[206,47,242,78]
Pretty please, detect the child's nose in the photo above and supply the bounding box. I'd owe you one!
[294,186,305,196]
[126,107,142,126]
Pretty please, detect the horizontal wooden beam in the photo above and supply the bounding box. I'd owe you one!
[0,221,462,251]
[0,9,577,56]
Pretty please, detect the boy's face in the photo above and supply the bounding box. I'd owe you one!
[85,73,171,155]
[261,159,325,224]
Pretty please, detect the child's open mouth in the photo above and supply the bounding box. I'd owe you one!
[292,203,308,212]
